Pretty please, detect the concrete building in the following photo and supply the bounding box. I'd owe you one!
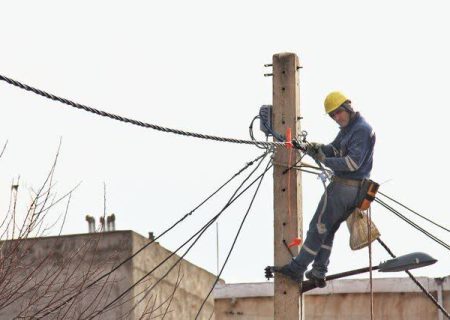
[2,229,448,319]
[0,230,218,319]
[213,277,450,320]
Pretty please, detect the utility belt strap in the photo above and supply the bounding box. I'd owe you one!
[332,176,380,210]
[332,176,363,187]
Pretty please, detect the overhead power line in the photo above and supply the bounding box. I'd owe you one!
[0,74,285,149]
[378,191,449,233]
[377,238,450,319]
[195,159,272,319]
[88,155,273,319]
[34,151,271,319]
[375,198,449,251]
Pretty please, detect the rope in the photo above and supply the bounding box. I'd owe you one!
[34,151,270,319]
[287,156,449,318]
[378,191,449,233]
[367,207,374,320]
[376,238,450,319]
[0,74,286,149]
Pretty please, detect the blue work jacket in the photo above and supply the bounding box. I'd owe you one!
[321,112,375,180]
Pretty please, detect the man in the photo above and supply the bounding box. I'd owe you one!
[274,91,376,287]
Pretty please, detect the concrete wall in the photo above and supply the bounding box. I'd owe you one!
[0,231,134,319]
[130,232,219,320]
[214,277,450,320]
[0,231,220,319]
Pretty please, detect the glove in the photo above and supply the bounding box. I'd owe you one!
[309,142,324,150]
[306,142,323,157]
[307,142,325,163]
[314,148,326,163]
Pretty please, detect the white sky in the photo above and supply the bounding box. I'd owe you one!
[0,1,449,284]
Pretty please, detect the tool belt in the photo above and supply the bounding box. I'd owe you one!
[357,179,379,211]
[332,176,379,211]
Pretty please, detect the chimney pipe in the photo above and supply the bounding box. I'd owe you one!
[85,215,95,233]
[110,214,116,231]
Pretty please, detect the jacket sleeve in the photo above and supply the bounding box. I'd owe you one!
[321,133,341,158]
[323,128,373,172]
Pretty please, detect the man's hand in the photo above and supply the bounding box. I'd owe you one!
[306,142,323,156]
[306,142,325,162]
[314,148,326,163]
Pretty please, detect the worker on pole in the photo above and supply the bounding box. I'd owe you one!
[274,91,376,287]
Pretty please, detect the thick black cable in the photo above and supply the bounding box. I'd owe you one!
[88,157,272,319]
[0,74,285,149]
[118,154,270,318]
[85,154,272,319]
[374,198,449,251]
[378,191,449,233]
[195,159,272,319]
[376,238,450,319]
[34,151,270,319]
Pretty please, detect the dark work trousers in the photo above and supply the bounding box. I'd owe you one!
[288,181,360,277]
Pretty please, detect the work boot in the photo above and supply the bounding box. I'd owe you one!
[272,264,303,283]
[305,269,326,288]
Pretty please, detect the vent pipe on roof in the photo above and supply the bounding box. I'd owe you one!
[106,214,116,231]
[85,215,95,233]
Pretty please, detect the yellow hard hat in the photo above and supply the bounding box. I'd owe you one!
[324,91,348,114]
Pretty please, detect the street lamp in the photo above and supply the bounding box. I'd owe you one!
[378,252,437,272]
[301,252,437,293]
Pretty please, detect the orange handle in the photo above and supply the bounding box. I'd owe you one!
[285,128,292,149]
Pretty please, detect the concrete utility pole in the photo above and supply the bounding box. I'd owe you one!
[272,52,303,320]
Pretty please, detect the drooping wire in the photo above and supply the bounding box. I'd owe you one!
[85,153,272,319]
[194,159,272,319]
[378,191,449,233]
[376,238,450,319]
[0,74,285,149]
[374,198,449,251]
[249,115,269,150]
[34,151,270,319]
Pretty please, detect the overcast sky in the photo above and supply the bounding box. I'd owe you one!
[1,1,448,284]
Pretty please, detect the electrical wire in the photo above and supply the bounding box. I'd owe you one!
[374,198,449,251]
[34,151,270,319]
[378,191,449,233]
[248,115,269,150]
[0,74,285,149]
[269,146,449,317]
[296,163,449,250]
[194,159,272,319]
[84,154,273,319]
[376,238,450,319]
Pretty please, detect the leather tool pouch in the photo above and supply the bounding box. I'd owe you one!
[357,179,380,211]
